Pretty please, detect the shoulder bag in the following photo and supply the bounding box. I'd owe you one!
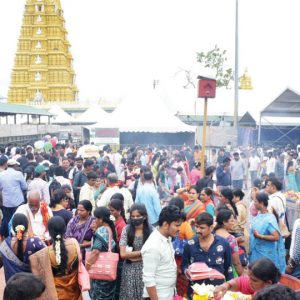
[74,239,90,292]
[85,227,119,280]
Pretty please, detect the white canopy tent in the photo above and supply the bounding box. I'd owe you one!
[76,104,110,124]
[89,90,195,133]
[48,104,76,124]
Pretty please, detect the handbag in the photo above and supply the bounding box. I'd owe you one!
[85,227,119,281]
[278,197,290,239]
[74,239,91,292]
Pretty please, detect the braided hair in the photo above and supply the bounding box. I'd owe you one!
[12,214,28,262]
[48,216,68,274]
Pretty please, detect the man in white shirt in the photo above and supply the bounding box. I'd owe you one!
[79,171,97,208]
[249,151,261,185]
[266,151,276,175]
[28,165,50,204]
[97,173,133,219]
[265,178,286,223]
[14,190,53,241]
[141,205,182,300]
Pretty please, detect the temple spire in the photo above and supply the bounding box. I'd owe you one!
[8,0,78,104]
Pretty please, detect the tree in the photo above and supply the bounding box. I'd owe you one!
[196,45,234,88]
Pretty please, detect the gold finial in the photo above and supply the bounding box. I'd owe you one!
[239,68,253,90]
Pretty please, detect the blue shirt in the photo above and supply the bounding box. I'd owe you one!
[135,183,161,225]
[216,165,231,186]
[0,168,27,207]
[182,234,233,281]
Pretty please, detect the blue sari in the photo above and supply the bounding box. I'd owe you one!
[250,213,286,273]
[0,238,30,281]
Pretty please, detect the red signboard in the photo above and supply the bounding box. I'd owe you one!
[198,79,216,98]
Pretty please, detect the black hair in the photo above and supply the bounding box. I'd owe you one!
[220,187,238,216]
[253,178,262,189]
[83,159,94,168]
[12,214,28,262]
[48,216,68,275]
[94,207,117,245]
[202,187,213,197]
[215,209,234,231]
[169,196,184,211]
[75,157,83,162]
[249,258,281,284]
[127,203,152,247]
[205,166,216,176]
[143,171,153,181]
[267,178,282,191]
[4,272,45,300]
[233,189,245,200]
[195,212,214,226]
[54,166,65,177]
[26,153,34,160]
[253,284,296,300]
[50,188,66,208]
[158,205,182,226]
[256,192,269,207]
[61,184,72,191]
[110,192,124,202]
[87,171,98,180]
[109,198,126,221]
[169,196,186,221]
[78,200,93,214]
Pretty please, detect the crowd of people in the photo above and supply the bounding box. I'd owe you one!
[0,141,299,300]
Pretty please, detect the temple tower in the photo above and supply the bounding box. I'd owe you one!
[8,0,78,104]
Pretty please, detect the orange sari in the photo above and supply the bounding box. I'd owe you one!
[30,238,82,300]
[184,199,205,221]
[49,239,82,300]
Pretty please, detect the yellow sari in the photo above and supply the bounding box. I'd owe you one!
[30,238,82,300]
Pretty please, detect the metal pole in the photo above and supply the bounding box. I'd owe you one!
[258,113,262,145]
[201,98,208,176]
[234,0,239,132]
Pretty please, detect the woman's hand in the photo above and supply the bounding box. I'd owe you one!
[213,283,229,299]
[253,230,262,239]
[80,240,91,248]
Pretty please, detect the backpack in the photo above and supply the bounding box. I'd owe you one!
[49,179,61,199]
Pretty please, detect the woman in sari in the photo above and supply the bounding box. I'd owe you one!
[0,213,45,282]
[86,207,118,300]
[65,200,94,261]
[30,216,84,300]
[214,209,244,276]
[184,185,205,222]
[200,187,215,217]
[249,192,286,273]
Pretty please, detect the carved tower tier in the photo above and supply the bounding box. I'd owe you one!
[8,0,78,104]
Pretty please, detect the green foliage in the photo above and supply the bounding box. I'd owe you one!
[196,45,234,88]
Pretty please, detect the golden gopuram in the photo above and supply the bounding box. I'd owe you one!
[8,0,78,104]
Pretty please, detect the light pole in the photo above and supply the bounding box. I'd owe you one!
[234,0,239,133]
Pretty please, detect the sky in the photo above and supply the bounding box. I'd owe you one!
[0,0,300,119]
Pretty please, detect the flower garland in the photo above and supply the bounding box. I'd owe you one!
[55,234,61,265]
[15,225,25,240]
[40,201,50,230]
